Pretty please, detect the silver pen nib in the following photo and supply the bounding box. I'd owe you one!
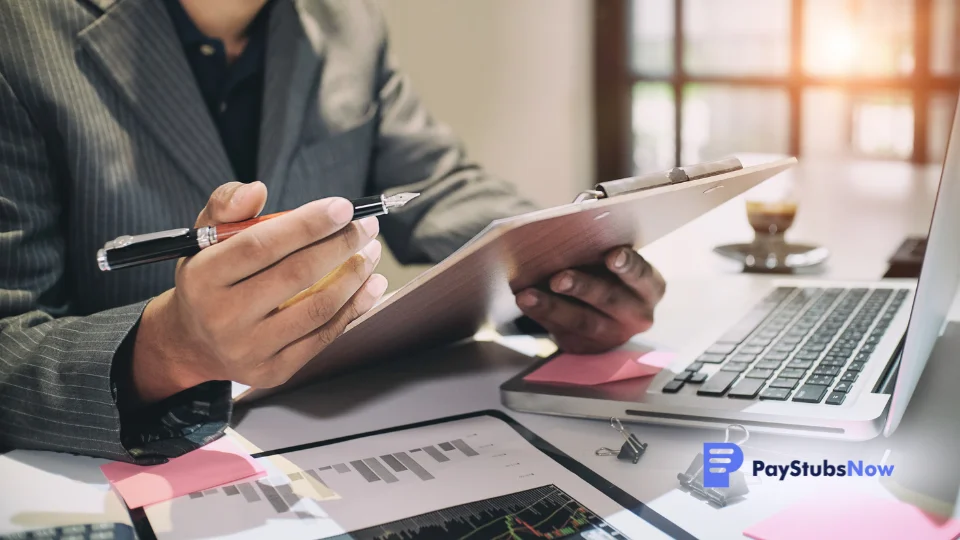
[383,192,421,210]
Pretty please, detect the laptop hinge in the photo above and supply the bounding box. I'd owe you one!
[873,335,904,395]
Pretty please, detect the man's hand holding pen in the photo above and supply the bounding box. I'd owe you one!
[129,182,388,404]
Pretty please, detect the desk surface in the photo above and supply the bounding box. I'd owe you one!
[3,157,957,539]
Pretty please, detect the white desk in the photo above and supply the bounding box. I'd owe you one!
[3,158,956,539]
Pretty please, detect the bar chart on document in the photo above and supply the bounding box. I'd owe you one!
[144,416,670,539]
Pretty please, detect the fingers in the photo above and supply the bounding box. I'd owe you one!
[234,220,381,314]
[547,269,653,330]
[195,181,268,227]
[515,289,627,347]
[192,197,366,285]
[262,245,382,346]
[263,274,388,387]
[512,248,666,354]
[605,247,667,304]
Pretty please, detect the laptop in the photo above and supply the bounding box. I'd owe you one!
[500,96,960,441]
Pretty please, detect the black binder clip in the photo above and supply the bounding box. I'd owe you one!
[595,418,648,464]
[677,424,751,507]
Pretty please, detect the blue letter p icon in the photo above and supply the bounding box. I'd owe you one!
[703,442,744,488]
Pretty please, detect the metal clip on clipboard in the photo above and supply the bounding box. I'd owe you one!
[573,157,744,203]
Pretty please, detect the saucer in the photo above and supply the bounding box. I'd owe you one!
[713,242,829,273]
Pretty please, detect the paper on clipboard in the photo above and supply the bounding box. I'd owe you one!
[235,156,798,403]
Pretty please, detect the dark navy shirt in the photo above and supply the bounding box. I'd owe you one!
[162,0,273,183]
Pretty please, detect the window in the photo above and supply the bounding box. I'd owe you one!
[594,0,960,180]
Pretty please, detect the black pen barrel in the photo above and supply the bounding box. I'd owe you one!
[353,195,386,219]
[102,231,201,270]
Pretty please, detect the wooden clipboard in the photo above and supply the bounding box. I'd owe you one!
[235,156,798,402]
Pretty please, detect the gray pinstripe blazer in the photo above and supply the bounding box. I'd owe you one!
[0,0,536,461]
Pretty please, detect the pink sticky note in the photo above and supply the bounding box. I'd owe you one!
[523,349,675,386]
[743,495,960,540]
[101,437,266,509]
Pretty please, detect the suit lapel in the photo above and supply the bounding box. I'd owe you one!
[77,0,233,197]
[257,0,325,211]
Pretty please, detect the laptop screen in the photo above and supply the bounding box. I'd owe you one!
[884,94,960,435]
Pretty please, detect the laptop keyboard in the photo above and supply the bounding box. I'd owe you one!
[664,286,909,404]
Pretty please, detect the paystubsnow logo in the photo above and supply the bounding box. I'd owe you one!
[702,442,894,488]
[703,442,745,488]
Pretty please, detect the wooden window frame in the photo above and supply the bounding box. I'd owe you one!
[594,0,960,182]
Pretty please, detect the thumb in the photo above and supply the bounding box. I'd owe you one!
[196,181,268,227]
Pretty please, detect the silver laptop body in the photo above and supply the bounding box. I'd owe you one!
[500,96,960,441]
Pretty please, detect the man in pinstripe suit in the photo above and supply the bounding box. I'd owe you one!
[0,0,667,463]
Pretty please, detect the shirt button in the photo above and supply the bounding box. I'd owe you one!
[200,44,216,56]
[219,102,227,113]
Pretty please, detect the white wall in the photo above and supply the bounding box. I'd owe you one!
[375,0,595,287]
[377,0,594,206]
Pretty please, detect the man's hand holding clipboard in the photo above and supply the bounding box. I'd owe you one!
[513,157,743,354]
[515,246,666,354]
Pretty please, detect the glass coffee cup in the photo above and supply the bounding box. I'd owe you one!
[744,168,798,245]
[715,163,827,272]
[746,199,798,245]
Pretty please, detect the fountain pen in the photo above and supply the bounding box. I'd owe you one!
[97,192,420,271]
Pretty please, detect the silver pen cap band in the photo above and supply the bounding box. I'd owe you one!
[97,249,111,271]
[197,226,217,248]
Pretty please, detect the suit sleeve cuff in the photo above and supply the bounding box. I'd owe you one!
[111,309,233,465]
[118,381,233,464]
